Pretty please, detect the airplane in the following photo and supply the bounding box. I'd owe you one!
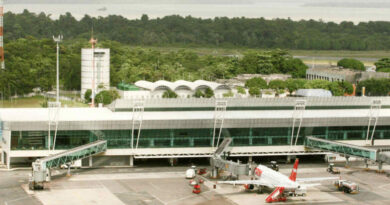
[218,158,337,203]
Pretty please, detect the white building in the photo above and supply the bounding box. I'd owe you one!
[2,97,390,168]
[81,48,110,99]
[119,80,232,99]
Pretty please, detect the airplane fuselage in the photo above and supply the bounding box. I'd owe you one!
[254,164,300,191]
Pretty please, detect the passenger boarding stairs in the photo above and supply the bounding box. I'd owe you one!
[29,140,107,190]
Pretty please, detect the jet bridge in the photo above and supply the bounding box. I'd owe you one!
[305,136,390,171]
[210,138,250,178]
[29,140,107,190]
[305,136,378,161]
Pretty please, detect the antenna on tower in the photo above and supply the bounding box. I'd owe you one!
[0,0,5,69]
[89,28,98,107]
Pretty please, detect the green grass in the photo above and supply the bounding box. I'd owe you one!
[137,46,387,66]
[139,46,389,57]
[0,95,88,108]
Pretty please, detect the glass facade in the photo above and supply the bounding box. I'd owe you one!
[10,126,390,150]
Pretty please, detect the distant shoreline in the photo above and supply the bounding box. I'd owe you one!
[4,2,390,23]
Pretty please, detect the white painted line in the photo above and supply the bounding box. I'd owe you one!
[147,182,167,205]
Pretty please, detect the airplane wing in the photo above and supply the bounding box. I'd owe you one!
[217,180,296,189]
[300,183,321,188]
[296,177,338,183]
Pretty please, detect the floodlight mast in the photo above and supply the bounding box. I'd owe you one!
[53,35,63,103]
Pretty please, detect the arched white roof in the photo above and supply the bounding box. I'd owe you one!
[134,80,231,91]
[135,80,156,91]
[154,80,176,91]
[193,80,231,90]
[173,80,196,90]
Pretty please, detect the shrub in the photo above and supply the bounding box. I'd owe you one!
[337,58,365,71]
[162,90,178,98]
[84,89,92,103]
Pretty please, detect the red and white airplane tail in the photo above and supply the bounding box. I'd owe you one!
[218,157,337,203]
[266,159,299,203]
[289,158,299,182]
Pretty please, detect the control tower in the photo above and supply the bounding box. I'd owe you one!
[81,48,110,99]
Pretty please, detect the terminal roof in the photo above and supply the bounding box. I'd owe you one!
[1,107,390,122]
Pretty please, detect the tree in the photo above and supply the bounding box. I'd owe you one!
[304,79,331,90]
[240,52,276,74]
[193,89,205,98]
[357,79,390,96]
[236,86,246,95]
[249,87,260,97]
[285,79,306,94]
[162,90,178,98]
[204,88,214,98]
[141,14,149,22]
[95,89,120,105]
[223,91,234,98]
[328,82,344,96]
[245,77,267,89]
[337,58,365,71]
[4,10,390,51]
[268,79,286,91]
[338,81,354,95]
[84,89,92,102]
[375,58,390,72]
[282,58,308,78]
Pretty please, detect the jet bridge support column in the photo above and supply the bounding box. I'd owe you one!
[0,151,4,165]
[129,155,134,167]
[364,159,369,169]
[212,167,219,179]
[345,156,350,168]
[378,162,383,173]
[89,156,93,167]
[66,166,71,177]
[6,154,9,169]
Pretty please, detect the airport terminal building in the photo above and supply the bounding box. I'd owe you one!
[1,97,390,168]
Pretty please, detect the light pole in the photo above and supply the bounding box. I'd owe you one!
[53,35,63,103]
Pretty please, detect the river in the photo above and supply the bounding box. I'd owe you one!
[4,0,390,23]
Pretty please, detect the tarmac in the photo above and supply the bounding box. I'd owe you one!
[2,162,390,205]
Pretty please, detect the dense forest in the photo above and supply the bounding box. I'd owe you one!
[0,37,307,98]
[4,10,390,50]
[0,11,389,99]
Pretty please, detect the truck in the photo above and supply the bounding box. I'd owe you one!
[334,180,359,194]
[186,166,196,179]
[327,163,340,174]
